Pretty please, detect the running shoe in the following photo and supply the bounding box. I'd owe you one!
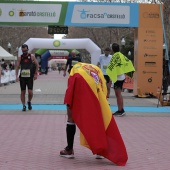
[96,154,104,159]
[22,105,26,111]
[113,109,126,117]
[28,101,32,110]
[60,147,74,159]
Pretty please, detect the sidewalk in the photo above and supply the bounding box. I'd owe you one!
[0,70,170,170]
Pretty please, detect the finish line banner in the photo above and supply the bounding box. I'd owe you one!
[65,2,139,27]
[0,1,68,26]
[0,1,139,27]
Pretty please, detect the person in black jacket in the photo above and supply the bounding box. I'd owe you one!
[63,50,81,77]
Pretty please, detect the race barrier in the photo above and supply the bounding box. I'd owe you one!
[122,74,134,92]
[0,70,16,85]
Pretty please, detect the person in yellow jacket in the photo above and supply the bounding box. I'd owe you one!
[106,43,135,116]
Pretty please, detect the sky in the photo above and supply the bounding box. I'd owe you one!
[54,34,65,39]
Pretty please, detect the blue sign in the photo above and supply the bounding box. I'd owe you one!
[65,2,139,27]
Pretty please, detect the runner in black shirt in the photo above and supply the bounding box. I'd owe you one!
[15,44,39,111]
[63,50,81,77]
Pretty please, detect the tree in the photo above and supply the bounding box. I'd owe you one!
[0,27,51,55]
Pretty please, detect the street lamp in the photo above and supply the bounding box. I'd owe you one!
[121,38,126,46]
[14,47,19,68]
[15,46,19,57]
[16,46,18,52]
[121,38,126,55]
[163,43,166,49]
[7,42,11,53]
[128,51,131,59]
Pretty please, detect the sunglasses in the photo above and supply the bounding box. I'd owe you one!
[22,50,28,52]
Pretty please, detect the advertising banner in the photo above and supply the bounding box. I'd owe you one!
[0,2,138,27]
[0,1,68,26]
[133,4,163,97]
[65,2,139,27]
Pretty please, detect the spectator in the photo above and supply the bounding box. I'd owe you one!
[63,50,81,77]
[97,47,112,101]
[106,43,135,116]
[1,58,7,70]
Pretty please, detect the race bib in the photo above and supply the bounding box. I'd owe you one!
[103,65,107,69]
[21,69,30,77]
[72,61,78,66]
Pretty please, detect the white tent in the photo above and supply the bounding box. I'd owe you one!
[0,46,16,60]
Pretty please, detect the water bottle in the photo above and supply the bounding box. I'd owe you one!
[156,86,160,98]
[157,86,160,93]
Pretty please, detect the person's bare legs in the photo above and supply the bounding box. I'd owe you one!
[20,90,26,111]
[107,81,112,98]
[20,90,26,105]
[27,89,33,110]
[114,89,124,111]
[28,89,33,102]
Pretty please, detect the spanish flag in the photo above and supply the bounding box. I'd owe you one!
[106,52,135,83]
[64,63,128,166]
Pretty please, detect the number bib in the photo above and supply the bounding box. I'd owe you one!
[71,61,78,66]
[21,69,30,77]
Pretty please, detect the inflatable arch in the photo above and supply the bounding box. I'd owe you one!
[40,50,69,71]
[48,59,67,68]
[18,38,101,67]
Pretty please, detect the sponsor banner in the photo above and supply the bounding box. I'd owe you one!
[65,2,139,27]
[139,4,162,28]
[0,2,138,27]
[49,56,68,60]
[49,50,69,56]
[133,4,163,97]
[0,1,68,26]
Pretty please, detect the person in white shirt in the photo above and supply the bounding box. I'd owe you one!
[97,47,112,100]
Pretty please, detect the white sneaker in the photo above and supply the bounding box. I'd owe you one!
[163,97,167,101]
[96,154,104,159]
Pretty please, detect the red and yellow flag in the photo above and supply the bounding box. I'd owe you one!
[64,62,128,166]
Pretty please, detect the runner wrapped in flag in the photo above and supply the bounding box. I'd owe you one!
[63,62,128,166]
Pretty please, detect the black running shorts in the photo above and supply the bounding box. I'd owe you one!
[104,75,110,84]
[114,80,125,90]
[20,77,34,91]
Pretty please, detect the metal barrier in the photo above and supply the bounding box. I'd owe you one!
[0,70,16,85]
